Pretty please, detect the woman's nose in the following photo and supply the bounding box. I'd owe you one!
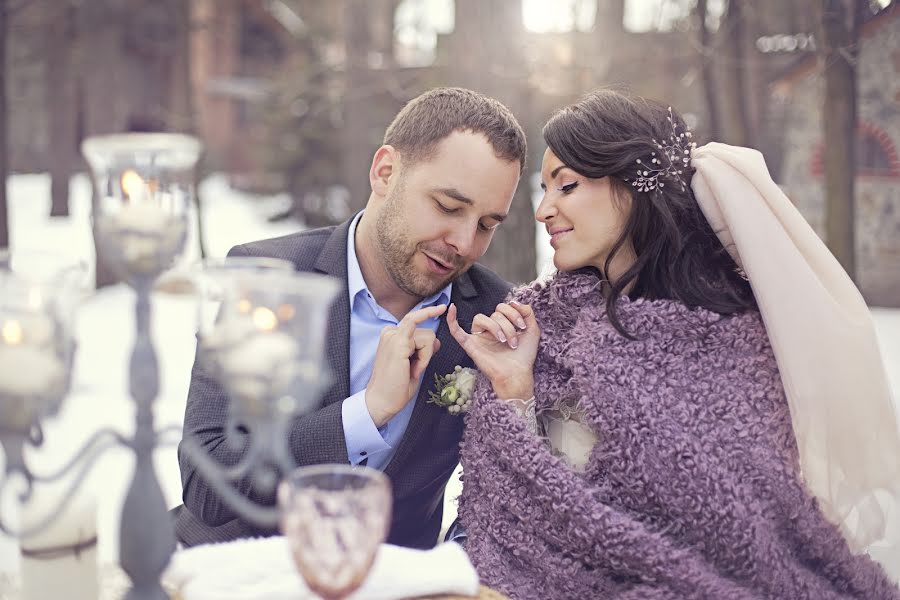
[535,194,556,223]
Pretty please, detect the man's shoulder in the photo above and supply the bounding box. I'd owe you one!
[231,226,335,255]
[228,225,341,271]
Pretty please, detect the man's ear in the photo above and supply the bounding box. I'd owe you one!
[369,145,398,198]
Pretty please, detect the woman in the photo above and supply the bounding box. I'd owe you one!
[446,90,900,599]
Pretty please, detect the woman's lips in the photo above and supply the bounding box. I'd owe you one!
[549,229,573,248]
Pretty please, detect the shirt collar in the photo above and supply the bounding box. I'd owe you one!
[346,211,452,312]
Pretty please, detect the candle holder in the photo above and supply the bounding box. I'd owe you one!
[0,134,341,600]
[0,268,86,515]
[179,259,339,526]
[83,133,201,600]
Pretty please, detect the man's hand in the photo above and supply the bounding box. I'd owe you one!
[365,304,447,427]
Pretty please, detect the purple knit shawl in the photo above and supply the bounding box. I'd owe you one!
[458,271,898,600]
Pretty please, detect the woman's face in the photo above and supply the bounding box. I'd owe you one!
[536,148,635,277]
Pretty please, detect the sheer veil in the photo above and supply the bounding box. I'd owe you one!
[690,143,900,581]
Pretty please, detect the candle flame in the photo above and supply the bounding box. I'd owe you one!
[276,304,295,322]
[252,306,278,332]
[1,320,24,345]
[121,169,145,202]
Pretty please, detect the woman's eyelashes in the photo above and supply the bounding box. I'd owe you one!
[559,182,579,194]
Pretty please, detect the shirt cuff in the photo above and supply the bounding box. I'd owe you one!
[341,389,392,465]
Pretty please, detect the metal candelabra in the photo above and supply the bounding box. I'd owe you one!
[0,133,338,600]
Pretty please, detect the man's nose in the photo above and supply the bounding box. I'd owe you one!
[444,223,478,258]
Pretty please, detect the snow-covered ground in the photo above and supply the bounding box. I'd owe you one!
[0,172,899,578]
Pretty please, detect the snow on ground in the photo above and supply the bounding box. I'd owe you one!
[0,172,898,576]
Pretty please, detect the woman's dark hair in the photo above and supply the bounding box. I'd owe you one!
[542,88,757,338]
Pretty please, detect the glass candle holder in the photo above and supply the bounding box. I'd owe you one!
[81,133,202,286]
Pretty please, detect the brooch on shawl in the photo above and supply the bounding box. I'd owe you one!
[428,366,476,415]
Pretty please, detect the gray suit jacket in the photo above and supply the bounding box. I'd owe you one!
[175,218,511,549]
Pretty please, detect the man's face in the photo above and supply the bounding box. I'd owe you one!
[374,131,520,298]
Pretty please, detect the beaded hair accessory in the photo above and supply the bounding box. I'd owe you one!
[627,107,696,193]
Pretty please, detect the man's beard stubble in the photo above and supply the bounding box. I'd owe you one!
[374,188,462,299]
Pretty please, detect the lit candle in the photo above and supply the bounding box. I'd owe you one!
[0,318,65,399]
[6,312,56,348]
[20,490,98,600]
[204,308,301,405]
[96,203,187,275]
[95,170,187,274]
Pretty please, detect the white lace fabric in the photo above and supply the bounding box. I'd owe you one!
[505,396,598,472]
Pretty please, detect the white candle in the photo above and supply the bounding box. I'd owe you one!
[20,490,98,600]
[112,202,171,233]
[9,313,56,348]
[96,203,187,274]
[0,344,65,398]
[205,314,300,404]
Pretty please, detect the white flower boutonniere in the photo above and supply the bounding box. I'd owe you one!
[428,366,477,415]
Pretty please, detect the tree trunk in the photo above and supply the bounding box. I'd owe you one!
[78,0,126,288]
[171,0,207,258]
[0,0,8,250]
[719,0,754,147]
[342,0,376,212]
[819,0,860,279]
[46,3,77,217]
[695,0,721,140]
[448,0,536,285]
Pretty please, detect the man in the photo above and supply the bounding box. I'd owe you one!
[176,87,526,549]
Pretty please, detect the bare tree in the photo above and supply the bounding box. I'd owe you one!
[818,0,862,278]
[447,0,537,285]
[719,0,754,147]
[695,0,722,140]
[343,0,377,213]
[170,0,208,258]
[0,0,8,249]
[46,1,78,217]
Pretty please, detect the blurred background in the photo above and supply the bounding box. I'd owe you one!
[1,0,898,302]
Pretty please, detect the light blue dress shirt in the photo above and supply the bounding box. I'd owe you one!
[341,212,451,470]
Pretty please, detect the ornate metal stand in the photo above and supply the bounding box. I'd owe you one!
[0,133,338,599]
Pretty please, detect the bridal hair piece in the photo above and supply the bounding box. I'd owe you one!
[690,142,900,581]
[626,107,696,193]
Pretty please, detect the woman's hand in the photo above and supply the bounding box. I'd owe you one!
[447,301,540,400]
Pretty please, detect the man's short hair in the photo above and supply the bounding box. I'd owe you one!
[383,87,527,173]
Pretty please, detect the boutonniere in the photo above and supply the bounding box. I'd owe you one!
[428,366,476,415]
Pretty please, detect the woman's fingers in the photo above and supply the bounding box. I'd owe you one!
[495,302,528,331]
[508,300,538,328]
[491,311,520,348]
[471,313,510,345]
[450,303,531,353]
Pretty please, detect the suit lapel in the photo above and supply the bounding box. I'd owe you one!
[314,219,353,407]
[384,272,479,479]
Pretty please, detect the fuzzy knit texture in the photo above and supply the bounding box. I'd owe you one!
[458,270,899,600]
